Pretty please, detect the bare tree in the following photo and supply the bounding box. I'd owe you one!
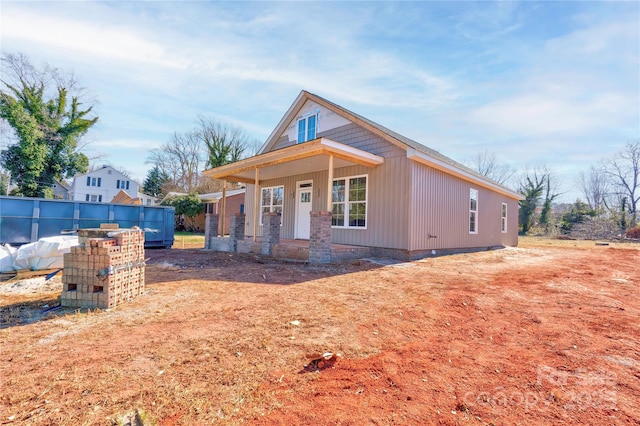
[147,131,205,193]
[577,166,609,214]
[468,150,515,186]
[147,116,257,193]
[603,141,640,228]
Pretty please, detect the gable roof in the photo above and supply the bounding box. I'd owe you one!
[54,179,71,191]
[260,90,522,200]
[74,165,128,179]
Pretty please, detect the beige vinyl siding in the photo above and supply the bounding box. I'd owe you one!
[244,172,316,239]
[244,156,410,249]
[409,161,519,251]
[330,157,410,249]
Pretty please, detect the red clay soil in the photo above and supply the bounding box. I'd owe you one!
[250,245,639,426]
[0,240,638,425]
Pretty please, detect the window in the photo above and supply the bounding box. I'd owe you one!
[260,186,284,224]
[501,203,507,233]
[469,188,478,234]
[90,194,98,202]
[85,194,90,201]
[97,177,102,187]
[297,114,317,143]
[116,179,129,189]
[332,175,367,228]
[98,195,103,202]
[86,176,91,186]
[91,177,97,187]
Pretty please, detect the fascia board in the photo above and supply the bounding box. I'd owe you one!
[407,148,524,200]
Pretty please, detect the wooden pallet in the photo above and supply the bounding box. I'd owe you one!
[0,268,61,282]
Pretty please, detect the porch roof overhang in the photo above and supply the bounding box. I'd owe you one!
[202,138,384,184]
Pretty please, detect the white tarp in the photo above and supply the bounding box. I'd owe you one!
[0,244,18,273]
[12,236,79,271]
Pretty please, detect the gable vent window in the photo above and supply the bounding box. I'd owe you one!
[297,114,317,143]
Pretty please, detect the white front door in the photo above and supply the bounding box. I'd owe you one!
[295,187,313,239]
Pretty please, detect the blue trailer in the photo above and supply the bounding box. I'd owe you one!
[0,196,174,248]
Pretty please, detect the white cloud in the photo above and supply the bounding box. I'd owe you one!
[3,8,185,70]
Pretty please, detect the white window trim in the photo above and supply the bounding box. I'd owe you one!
[331,174,368,230]
[469,188,478,234]
[297,112,319,144]
[259,185,284,226]
[501,202,508,233]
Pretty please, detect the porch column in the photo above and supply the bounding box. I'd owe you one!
[326,155,334,211]
[309,211,332,264]
[253,168,259,242]
[229,213,245,252]
[261,212,281,256]
[204,213,219,249]
[221,180,227,236]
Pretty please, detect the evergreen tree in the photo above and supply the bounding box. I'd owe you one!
[142,165,169,197]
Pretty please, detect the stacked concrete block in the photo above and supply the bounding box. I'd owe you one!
[60,227,145,309]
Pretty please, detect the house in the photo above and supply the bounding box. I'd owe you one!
[203,90,522,262]
[71,166,157,205]
[163,189,245,235]
[52,179,72,200]
[201,188,245,236]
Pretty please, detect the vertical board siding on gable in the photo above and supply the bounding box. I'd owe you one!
[409,162,519,251]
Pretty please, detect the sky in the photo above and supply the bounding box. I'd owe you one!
[1,0,638,202]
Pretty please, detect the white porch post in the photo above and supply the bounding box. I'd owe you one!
[253,168,259,242]
[221,180,227,236]
[326,155,334,212]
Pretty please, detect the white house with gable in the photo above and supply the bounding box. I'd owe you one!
[72,165,156,205]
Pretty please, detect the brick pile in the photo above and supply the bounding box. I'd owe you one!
[61,226,145,309]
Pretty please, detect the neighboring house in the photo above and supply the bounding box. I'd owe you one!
[71,166,156,205]
[201,188,245,235]
[203,90,522,260]
[52,179,72,200]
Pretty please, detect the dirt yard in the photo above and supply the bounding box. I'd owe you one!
[0,238,638,425]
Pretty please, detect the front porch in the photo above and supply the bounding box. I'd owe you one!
[235,237,372,262]
[206,211,371,263]
[203,137,385,263]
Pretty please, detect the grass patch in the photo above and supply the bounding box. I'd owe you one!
[172,232,205,249]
